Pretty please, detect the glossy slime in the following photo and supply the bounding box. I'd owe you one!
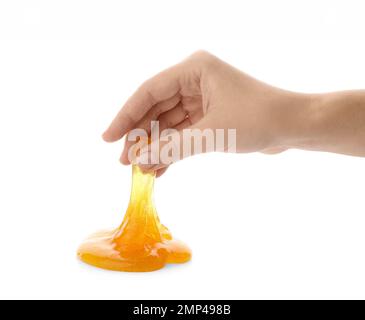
[78,165,191,272]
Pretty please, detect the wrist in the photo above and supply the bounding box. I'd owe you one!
[271,91,320,151]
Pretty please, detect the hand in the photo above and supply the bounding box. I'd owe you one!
[103,51,313,176]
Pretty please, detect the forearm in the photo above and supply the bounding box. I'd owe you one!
[279,90,365,157]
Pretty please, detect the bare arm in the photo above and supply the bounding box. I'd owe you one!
[292,91,365,157]
[103,51,365,175]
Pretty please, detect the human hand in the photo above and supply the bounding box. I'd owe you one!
[103,51,313,176]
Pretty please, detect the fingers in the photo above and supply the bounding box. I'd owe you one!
[137,116,212,172]
[119,94,181,164]
[158,102,188,132]
[156,167,168,178]
[174,117,193,131]
[121,107,192,166]
[103,64,184,142]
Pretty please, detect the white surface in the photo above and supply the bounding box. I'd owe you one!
[0,0,365,300]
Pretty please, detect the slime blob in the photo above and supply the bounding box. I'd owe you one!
[78,165,191,272]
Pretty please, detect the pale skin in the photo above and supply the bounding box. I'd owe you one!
[103,51,365,177]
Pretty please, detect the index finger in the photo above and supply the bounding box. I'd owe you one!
[103,64,183,142]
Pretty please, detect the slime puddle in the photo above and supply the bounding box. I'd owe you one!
[77,165,191,272]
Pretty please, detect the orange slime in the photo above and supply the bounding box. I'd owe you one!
[78,165,191,272]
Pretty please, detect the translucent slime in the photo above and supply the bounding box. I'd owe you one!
[77,165,192,272]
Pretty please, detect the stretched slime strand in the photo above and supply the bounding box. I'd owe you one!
[77,165,192,272]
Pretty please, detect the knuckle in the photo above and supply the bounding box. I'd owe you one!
[191,50,211,59]
[188,50,218,72]
[190,50,215,63]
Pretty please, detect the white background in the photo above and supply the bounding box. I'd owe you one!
[0,0,365,300]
